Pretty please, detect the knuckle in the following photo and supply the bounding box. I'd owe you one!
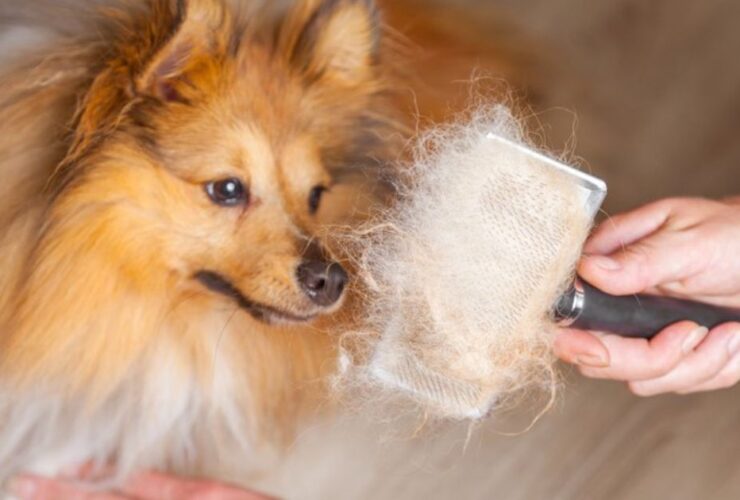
[622,248,655,288]
[655,196,696,212]
[650,353,680,377]
[648,198,675,213]
[624,245,650,265]
[644,198,680,220]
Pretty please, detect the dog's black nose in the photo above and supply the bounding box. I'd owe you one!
[296,261,348,307]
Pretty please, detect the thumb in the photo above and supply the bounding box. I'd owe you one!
[579,229,696,296]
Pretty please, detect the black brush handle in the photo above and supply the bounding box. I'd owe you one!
[556,279,740,339]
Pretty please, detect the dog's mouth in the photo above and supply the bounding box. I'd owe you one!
[194,271,316,325]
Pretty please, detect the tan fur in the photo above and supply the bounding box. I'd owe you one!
[0,0,402,479]
[0,0,517,484]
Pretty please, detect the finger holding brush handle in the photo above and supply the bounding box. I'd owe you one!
[555,197,740,395]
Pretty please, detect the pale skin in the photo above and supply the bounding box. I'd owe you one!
[8,468,276,500]
[9,197,740,498]
[555,197,740,396]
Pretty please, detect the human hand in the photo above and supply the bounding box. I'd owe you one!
[8,469,275,500]
[555,197,740,395]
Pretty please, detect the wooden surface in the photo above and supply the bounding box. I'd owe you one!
[259,1,740,499]
[261,380,740,500]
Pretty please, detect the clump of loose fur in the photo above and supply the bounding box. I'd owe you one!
[339,104,591,419]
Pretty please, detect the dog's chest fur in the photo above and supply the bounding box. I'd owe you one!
[0,309,275,485]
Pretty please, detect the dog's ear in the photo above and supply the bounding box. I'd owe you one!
[135,0,227,102]
[280,0,380,86]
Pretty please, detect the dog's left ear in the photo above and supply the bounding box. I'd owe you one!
[280,0,380,86]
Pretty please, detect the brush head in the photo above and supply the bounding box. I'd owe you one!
[347,106,602,419]
[486,134,607,220]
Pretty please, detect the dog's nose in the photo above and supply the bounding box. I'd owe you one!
[296,260,348,307]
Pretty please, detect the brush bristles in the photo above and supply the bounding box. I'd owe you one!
[339,104,591,419]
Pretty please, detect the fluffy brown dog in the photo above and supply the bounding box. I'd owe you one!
[0,0,518,488]
[0,0,404,483]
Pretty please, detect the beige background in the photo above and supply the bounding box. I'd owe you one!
[478,0,740,214]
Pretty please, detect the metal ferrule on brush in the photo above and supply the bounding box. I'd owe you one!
[553,280,585,326]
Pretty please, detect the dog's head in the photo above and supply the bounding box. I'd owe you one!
[61,0,389,322]
[1,0,396,395]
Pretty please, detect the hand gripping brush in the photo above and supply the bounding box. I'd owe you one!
[522,140,740,338]
[353,107,740,419]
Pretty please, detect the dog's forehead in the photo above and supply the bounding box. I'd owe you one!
[229,47,305,111]
[153,112,326,185]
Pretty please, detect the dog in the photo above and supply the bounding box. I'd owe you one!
[0,0,408,485]
[0,0,519,490]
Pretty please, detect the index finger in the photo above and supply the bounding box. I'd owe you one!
[584,200,672,256]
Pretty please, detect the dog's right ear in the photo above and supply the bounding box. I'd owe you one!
[134,0,228,103]
[278,0,381,87]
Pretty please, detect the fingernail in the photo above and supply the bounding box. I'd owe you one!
[7,476,36,498]
[576,353,610,368]
[682,326,709,354]
[727,332,740,356]
[590,255,622,271]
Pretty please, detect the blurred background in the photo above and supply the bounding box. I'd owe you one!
[2,0,739,498]
[383,0,740,215]
[482,0,740,215]
[259,1,740,499]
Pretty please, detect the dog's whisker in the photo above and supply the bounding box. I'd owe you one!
[211,305,240,390]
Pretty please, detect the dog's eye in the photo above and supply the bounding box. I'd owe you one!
[308,185,327,214]
[205,178,248,207]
